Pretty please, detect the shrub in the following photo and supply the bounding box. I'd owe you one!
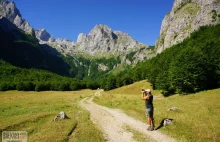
[35,83,48,92]
[58,82,70,91]
[0,83,8,91]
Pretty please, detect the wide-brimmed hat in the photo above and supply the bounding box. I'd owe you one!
[141,89,151,93]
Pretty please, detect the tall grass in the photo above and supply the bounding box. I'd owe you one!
[0,90,104,141]
[94,80,220,142]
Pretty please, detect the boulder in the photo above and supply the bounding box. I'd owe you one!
[163,118,174,126]
[168,106,180,111]
[53,111,69,121]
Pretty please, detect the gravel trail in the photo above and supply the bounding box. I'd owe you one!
[79,91,176,142]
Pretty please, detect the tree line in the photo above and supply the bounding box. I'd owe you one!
[0,60,99,91]
[101,25,220,96]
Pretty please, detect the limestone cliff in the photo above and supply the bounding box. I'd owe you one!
[0,0,34,35]
[156,0,220,53]
[75,24,152,64]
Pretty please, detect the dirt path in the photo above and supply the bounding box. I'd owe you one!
[79,91,176,142]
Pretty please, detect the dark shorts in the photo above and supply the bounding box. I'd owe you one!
[146,107,154,118]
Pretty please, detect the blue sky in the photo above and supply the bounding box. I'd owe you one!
[14,0,174,45]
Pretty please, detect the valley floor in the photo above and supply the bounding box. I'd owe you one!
[1,82,220,142]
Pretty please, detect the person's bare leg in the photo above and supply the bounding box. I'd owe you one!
[151,117,155,130]
[148,117,151,125]
[147,117,151,130]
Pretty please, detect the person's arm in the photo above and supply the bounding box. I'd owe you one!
[142,94,150,100]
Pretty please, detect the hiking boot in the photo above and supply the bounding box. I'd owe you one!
[147,126,153,131]
[151,126,155,131]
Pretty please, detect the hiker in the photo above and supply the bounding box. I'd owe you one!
[141,89,155,131]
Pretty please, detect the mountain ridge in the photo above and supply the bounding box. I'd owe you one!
[0,0,34,35]
[39,24,153,65]
[156,0,220,53]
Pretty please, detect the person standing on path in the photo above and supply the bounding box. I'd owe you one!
[141,89,155,131]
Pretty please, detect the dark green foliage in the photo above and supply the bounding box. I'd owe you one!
[102,76,116,91]
[35,83,45,92]
[169,48,208,93]
[101,25,220,95]
[16,82,34,91]
[148,46,155,50]
[58,82,70,91]
[0,27,70,76]
[0,60,86,91]
[126,51,137,62]
[145,25,220,95]
[0,82,9,91]
[211,10,220,22]
[63,54,121,81]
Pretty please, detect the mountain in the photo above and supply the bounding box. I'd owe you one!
[0,0,152,65]
[0,0,34,35]
[76,24,139,54]
[38,24,153,65]
[75,24,153,64]
[0,16,71,76]
[156,0,220,53]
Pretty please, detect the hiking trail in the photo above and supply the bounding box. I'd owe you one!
[79,90,176,142]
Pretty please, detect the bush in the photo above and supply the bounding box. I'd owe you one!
[58,82,70,91]
[35,83,48,92]
[0,83,8,91]
[16,82,25,91]
[161,90,169,97]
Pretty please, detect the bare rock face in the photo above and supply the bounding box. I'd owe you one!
[98,64,109,71]
[75,24,151,64]
[156,0,220,53]
[47,38,76,55]
[35,29,55,42]
[114,31,138,52]
[0,0,34,35]
[77,33,87,43]
[76,24,118,54]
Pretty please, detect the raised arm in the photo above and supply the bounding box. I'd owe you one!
[142,92,150,100]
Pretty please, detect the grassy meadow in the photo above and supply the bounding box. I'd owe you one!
[94,80,220,142]
[0,90,104,142]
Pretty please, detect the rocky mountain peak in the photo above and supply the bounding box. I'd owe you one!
[73,24,151,64]
[77,33,87,43]
[156,0,220,53]
[35,29,55,42]
[88,24,117,41]
[0,0,34,35]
